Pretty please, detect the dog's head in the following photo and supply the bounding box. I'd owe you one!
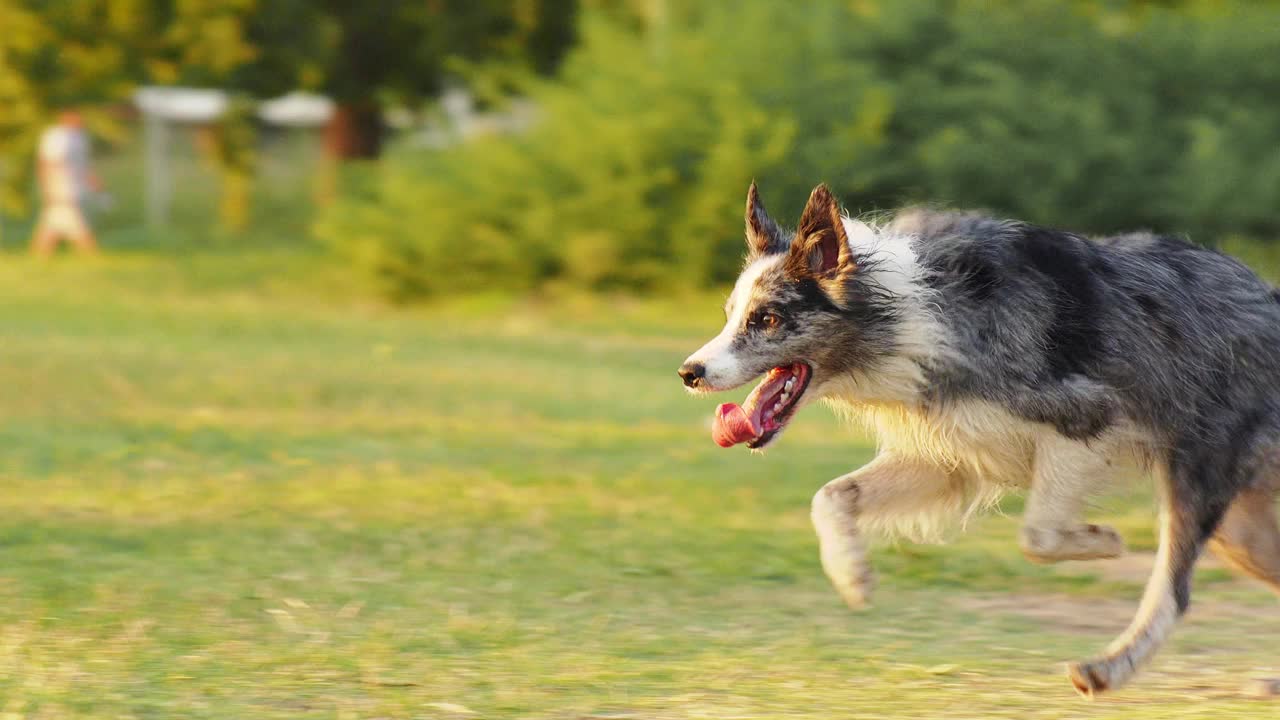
[678,183,903,450]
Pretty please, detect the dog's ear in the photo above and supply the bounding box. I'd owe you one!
[787,184,856,277]
[745,182,786,257]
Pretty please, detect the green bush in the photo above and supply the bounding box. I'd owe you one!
[322,0,1280,299]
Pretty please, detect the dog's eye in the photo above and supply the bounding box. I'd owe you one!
[754,311,781,330]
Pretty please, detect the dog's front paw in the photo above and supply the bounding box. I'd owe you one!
[1021,524,1125,564]
[834,568,876,610]
[819,540,880,607]
[1067,657,1123,698]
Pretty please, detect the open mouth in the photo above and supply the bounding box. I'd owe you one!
[712,363,811,449]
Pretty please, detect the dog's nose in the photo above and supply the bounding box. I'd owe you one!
[678,362,706,388]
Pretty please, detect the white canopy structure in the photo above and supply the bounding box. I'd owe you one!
[134,87,333,227]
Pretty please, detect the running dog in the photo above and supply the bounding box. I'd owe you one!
[678,183,1280,696]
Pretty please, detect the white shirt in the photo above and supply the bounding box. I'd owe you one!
[39,125,91,204]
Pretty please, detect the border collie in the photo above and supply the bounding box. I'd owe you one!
[679,183,1280,696]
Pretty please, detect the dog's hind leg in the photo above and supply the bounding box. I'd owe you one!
[1066,458,1234,696]
[1020,434,1125,563]
[1209,485,1280,596]
[811,453,955,609]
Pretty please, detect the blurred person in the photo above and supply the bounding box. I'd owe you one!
[30,110,102,256]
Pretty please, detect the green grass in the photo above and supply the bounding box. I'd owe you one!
[1,256,1278,719]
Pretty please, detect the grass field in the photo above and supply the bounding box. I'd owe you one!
[1,252,1279,719]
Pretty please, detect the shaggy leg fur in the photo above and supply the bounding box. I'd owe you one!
[1066,463,1232,697]
[1021,435,1125,563]
[811,453,954,608]
[1209,487,1280,596]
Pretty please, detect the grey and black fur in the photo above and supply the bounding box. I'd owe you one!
[679,184,1280,696]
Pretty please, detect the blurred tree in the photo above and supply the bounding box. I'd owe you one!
[0,0,256,215]
[205,95,257,232]
[0,1,49,216]
[1,0,577,227]
[321,0,1280,300]
[227,0,578,160]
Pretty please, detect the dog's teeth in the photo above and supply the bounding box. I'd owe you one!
[785,379,795,391]
[779,392,790,403]
[773,401,782,412]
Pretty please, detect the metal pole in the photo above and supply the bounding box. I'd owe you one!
[145,111,170,229]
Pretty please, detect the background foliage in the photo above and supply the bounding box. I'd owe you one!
[320,0,1280,299]
[0,0,575,216]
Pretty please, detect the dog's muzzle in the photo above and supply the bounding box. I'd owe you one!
[678,361,706,389]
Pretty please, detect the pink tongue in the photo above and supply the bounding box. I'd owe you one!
[713,402,761,448]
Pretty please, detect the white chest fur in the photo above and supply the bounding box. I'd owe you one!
[836,398,1042,488]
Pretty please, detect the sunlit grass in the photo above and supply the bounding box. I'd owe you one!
[0,259,1276,718]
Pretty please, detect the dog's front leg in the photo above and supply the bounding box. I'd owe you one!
[811,453,954,608]
[1020,434,1125,563]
